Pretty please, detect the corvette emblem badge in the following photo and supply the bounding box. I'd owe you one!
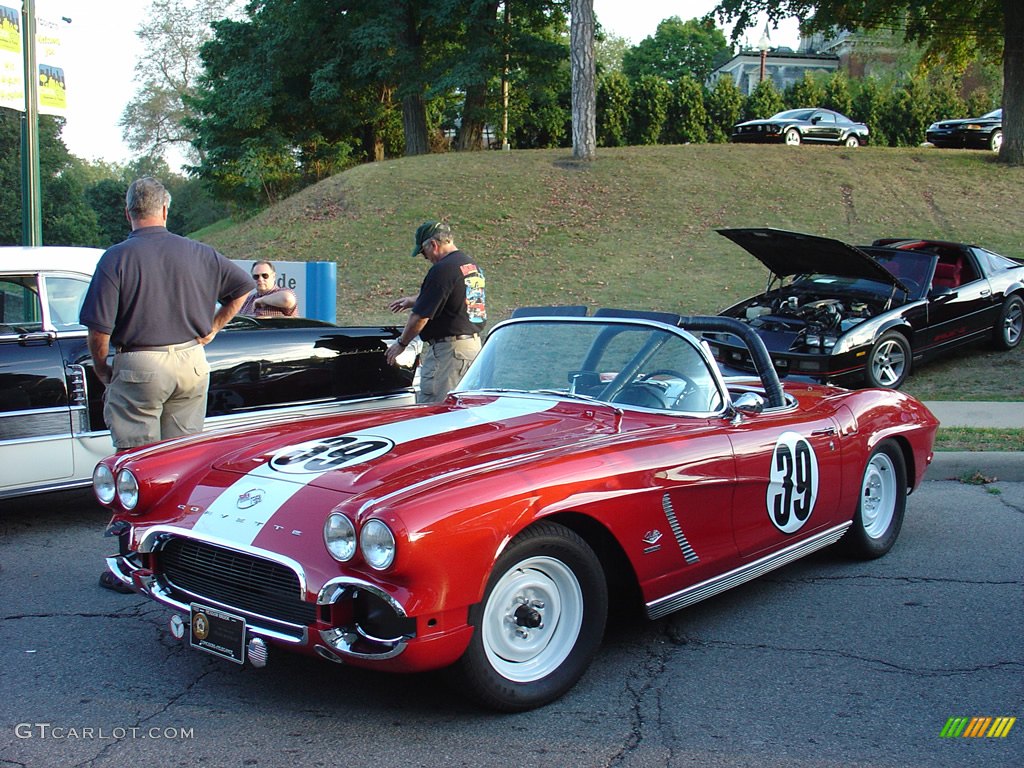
[642,530,663,545]
[237,489,265,509]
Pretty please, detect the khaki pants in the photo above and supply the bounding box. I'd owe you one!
[104,344,211,449]
[417,336,481,403]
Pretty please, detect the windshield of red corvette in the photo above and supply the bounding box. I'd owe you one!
[456,319,726,413]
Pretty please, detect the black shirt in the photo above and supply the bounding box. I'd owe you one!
[412,250,486,342]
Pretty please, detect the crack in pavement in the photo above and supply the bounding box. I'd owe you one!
[660,629,1023,677]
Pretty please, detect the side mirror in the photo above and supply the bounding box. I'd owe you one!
[733,391,765,415]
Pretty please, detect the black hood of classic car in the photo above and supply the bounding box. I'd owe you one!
[717,228,910,292]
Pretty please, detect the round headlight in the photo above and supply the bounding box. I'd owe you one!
[116,469,139,511]
[360,519,396,570]
[93,464,116,505]
[324,512,356,562]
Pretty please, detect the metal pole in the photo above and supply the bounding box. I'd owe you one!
[21,0,43,245]
[501,2,510,151]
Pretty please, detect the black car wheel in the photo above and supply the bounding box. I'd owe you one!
[784,128,801,146]
[452,522,607,712]
[843,134,860,147]
[993,294,1024,350]
[989,129,1003,152]
[865,331,911,389]
[840,440,906,559]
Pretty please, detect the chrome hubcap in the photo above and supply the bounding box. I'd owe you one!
[482,556,583,682]
[861,452,897,539]
[872,340,906,387]
[1005,303,1022,345]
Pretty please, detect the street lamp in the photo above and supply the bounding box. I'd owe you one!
[757,26,771,84]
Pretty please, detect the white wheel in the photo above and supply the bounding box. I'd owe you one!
[481,556,583,681]
[841,441,906,559]
[860,451,898,539]
[785,128,801,146]
[451,522,607,711]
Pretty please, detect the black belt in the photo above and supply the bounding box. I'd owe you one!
[430,334,478,343]
[117,339,201,353]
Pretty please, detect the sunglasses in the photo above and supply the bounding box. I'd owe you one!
[252,272,272,279]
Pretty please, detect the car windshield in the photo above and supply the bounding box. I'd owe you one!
[982,109,1002,119]
[456,319,725,413]
[771,109,815,121]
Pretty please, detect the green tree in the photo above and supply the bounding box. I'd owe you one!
[622,16,730,84]
[822,70,853,116]
[712,0,1021,164]
[121,0,241,165]
[629,75,672,145]
[665,75,709,144]
[744,78,784,120]
[705,75,744,142]
[596,70,631,146]
[785,72,825,109]
[851,76,889,145]
[878,76,934,147]
[0,110,101,246]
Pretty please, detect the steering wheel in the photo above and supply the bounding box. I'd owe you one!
[635,369,700,409]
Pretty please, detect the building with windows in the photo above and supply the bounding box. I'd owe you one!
[707,47,840,95]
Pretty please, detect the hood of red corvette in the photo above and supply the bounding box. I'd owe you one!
[200,395,621,498]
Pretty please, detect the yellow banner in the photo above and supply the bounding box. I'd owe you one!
[0,3,67,114]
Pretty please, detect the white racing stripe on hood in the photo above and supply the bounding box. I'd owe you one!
[190,397,555,546]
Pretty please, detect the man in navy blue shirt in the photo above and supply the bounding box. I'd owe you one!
[81,177,251,450]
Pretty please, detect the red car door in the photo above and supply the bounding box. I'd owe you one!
[727,409,847,558]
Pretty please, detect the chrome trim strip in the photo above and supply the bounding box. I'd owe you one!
[0,477,91,501]
[317,577,408,616]
[318,628,408,660]
[136,525,309,597]
[662,493,699,564]
[0,405,71,419]
[317,578,411,660]
[645,523,851,620]
[107,554,308,646]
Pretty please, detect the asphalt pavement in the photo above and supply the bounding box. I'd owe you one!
[924,400,1024,482]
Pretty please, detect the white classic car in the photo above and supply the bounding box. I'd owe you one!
[0,246,416,500]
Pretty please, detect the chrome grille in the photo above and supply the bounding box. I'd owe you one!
[158,538,315,626]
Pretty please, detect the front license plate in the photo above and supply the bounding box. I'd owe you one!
[189,603,246,664]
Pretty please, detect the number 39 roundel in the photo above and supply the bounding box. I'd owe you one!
[766,431,819,534]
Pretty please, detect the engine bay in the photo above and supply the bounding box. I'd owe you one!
[730,291,890,351]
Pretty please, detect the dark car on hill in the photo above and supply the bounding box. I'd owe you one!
[731,108,869,147]
[703,228,1024,389]
[0,246,416,500]
[926,108,1002,152]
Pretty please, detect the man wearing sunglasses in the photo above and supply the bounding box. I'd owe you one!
[239,260,298,317]
[386,220,486,402]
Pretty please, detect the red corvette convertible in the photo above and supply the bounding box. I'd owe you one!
[95,309,938,711]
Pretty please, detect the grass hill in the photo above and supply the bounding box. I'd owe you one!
[198,143,1024,402]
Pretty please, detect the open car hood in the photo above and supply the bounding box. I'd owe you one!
[718,228,910,293]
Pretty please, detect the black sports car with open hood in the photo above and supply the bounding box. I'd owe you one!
[703,228,1024,389]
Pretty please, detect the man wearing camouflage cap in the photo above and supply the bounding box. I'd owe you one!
[386,221,486,402]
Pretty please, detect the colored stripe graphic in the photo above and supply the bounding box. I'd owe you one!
[940,716,1015,738]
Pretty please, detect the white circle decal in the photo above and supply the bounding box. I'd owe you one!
[766,431,819,534]
[270,435,394,474]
